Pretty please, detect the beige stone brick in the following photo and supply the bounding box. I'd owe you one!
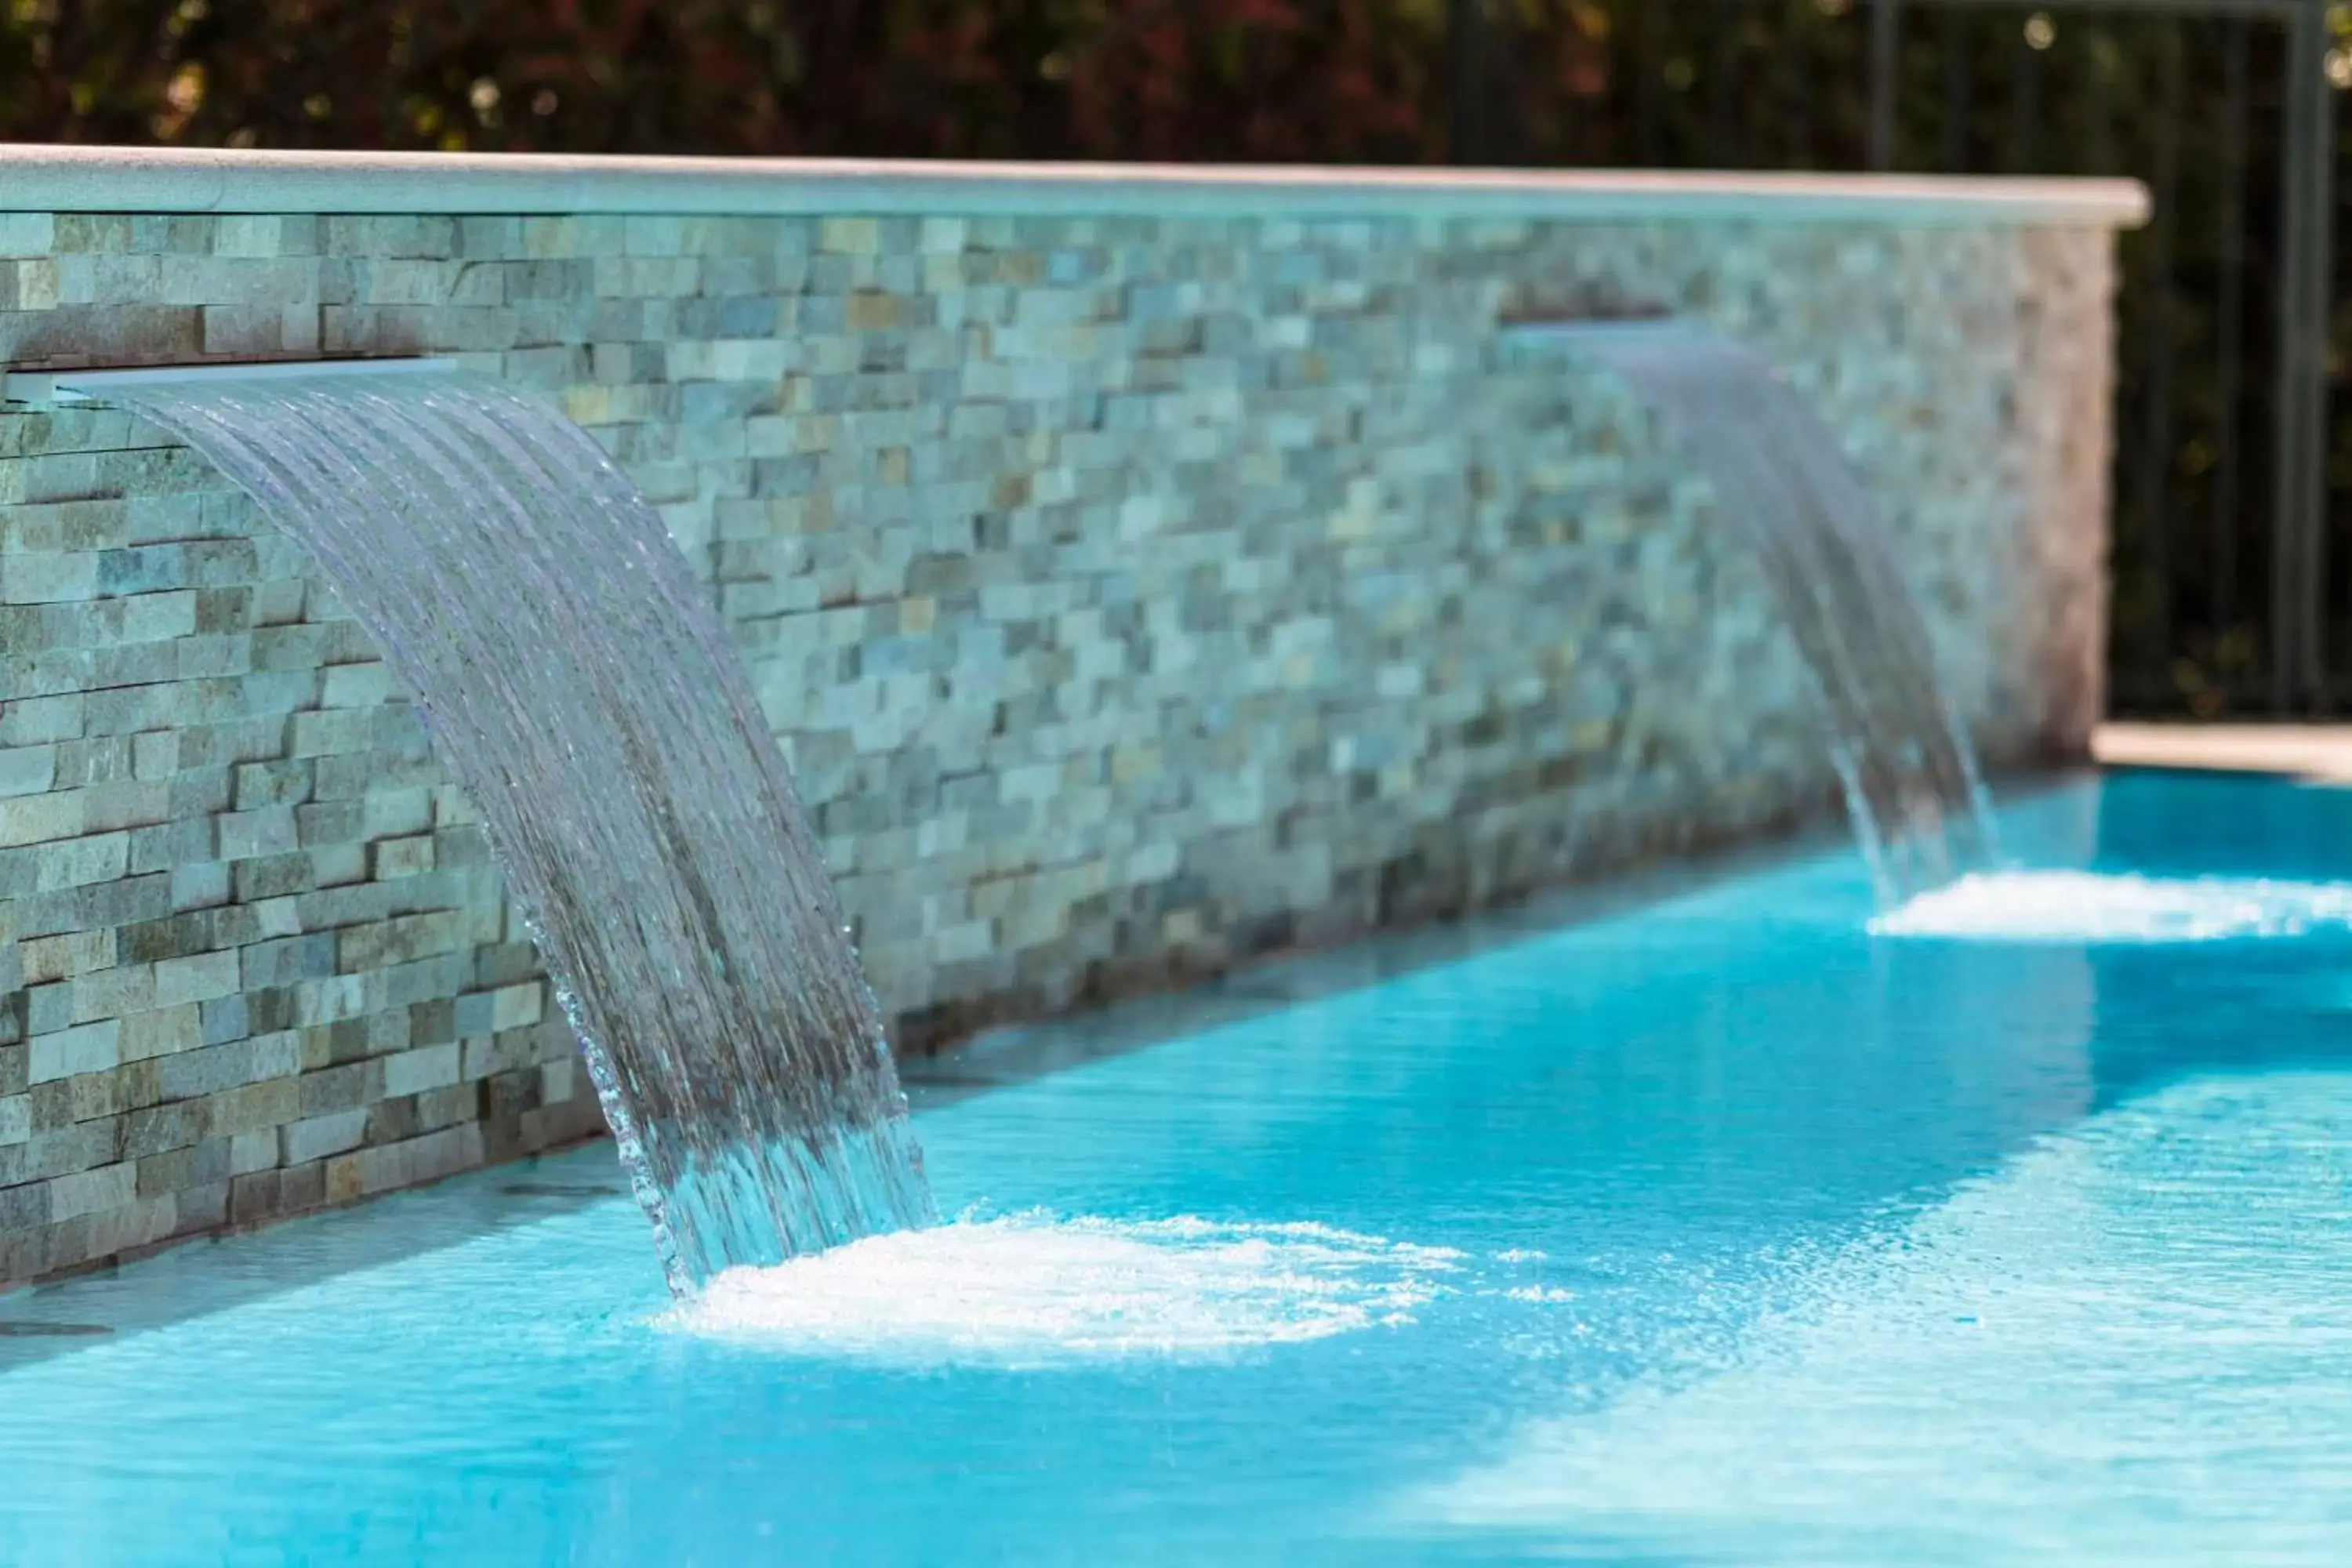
[154,951,241,1008]
[47,1160,135,1222]
[368,834,435,879]
[118,1006,201,1064]
[217,806,299,861]
[34,829,125,890]
[288,710,372,757]
[205,1079,302,1139]
[292,975,368,1029]
[382,1044,461,1099]
[490,983,543,1032]
[0,790,82,847]
[74,1192,182,1264]
[539,1057,579,1106]
[228,1128,281,1176]
[20,931,114,985]
[71,965,156,1024]
[282,1109,368,1167]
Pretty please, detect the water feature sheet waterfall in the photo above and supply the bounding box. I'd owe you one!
[98,364,935,1294]
[1553,322,1999,903]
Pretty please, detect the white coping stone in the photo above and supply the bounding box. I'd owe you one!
[4,358,459,405]
[0,144,2151,227]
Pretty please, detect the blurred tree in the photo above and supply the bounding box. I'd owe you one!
[0,0,1446,162]
[0,0,2330,717]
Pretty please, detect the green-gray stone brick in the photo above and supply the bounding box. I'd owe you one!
[0,202,2118,1287]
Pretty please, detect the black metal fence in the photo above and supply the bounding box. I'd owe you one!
[1449,0,2346,717]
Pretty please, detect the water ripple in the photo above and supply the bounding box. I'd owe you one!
[667,1214,1464,1367]
[1871,870,2352,943]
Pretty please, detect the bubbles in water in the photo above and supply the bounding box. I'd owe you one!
[664,1214,1463,1367]
[1870,870,2352,944]
[1577,326,1998,905]
[111,369,935,1292]
[1413,1074,2352,1563]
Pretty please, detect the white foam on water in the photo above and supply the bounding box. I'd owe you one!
[1410,1074,2352,1565]
[1871,869,2352,943]
[664,1213,1463,1366]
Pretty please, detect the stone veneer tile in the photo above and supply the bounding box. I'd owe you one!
[0,204,2118,1287]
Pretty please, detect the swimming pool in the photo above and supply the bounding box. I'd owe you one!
[4,769,2350,1566]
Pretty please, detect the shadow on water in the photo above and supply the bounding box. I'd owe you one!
[2,772,2113,1380]
[2092,768,2352,880]
[901,812,1856,1112]
[0,1150,633,1372]
[15,769,2352,1565]
[906,768,2352,1318]
[2082,936,2352,1112]
[903,779,2069,1111]
[18,769,2339,1405]
[2080,769,2352,1109]
[0,792,1885,1373]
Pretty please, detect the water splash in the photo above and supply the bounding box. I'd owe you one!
[666,1214,1462,1366]
[111,368,935,1293]
[1576,326,1998,905]
[1414,1074,2352,1563]
[1873,869,2352,944]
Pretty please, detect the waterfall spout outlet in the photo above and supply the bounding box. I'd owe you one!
[34,361,938,1294]
[1506,319,2001,905]
[5,357,463,405]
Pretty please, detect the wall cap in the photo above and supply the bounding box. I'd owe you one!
[0,145,2151,227]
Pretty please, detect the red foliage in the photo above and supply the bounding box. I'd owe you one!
[1064,0,1437,164]
[0,0,1446,164]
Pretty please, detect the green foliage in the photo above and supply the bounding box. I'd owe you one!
[0,1,1450,162]
[0,0,2325,714]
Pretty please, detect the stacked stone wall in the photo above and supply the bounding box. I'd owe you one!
[0,203,2116,1285]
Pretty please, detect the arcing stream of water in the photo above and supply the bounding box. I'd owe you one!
[1548,323,2000,902]
[107,365,935,1294]
[78,324,1984,1289]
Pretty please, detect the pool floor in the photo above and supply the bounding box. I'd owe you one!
[5,771,2352,1565]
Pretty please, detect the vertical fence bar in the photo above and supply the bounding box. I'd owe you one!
[1870,0,1903,169]
[1711,0,1739,165]
[2212,17,2250,640]
[1943,5,1971,172]
[1450,0,1490,164]
[1489,0,1523,164]
[1632,0,1663,165]
[2298,6,2337,707]
[1570,0,2320,715]
[2274,1,2323,710]
[2088,17,2116,175]
[2139,16,2187,681]
[2012,13,2043,173]
[1788,2,1817,167]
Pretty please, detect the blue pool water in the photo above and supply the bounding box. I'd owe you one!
[5,771,2352,1565]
